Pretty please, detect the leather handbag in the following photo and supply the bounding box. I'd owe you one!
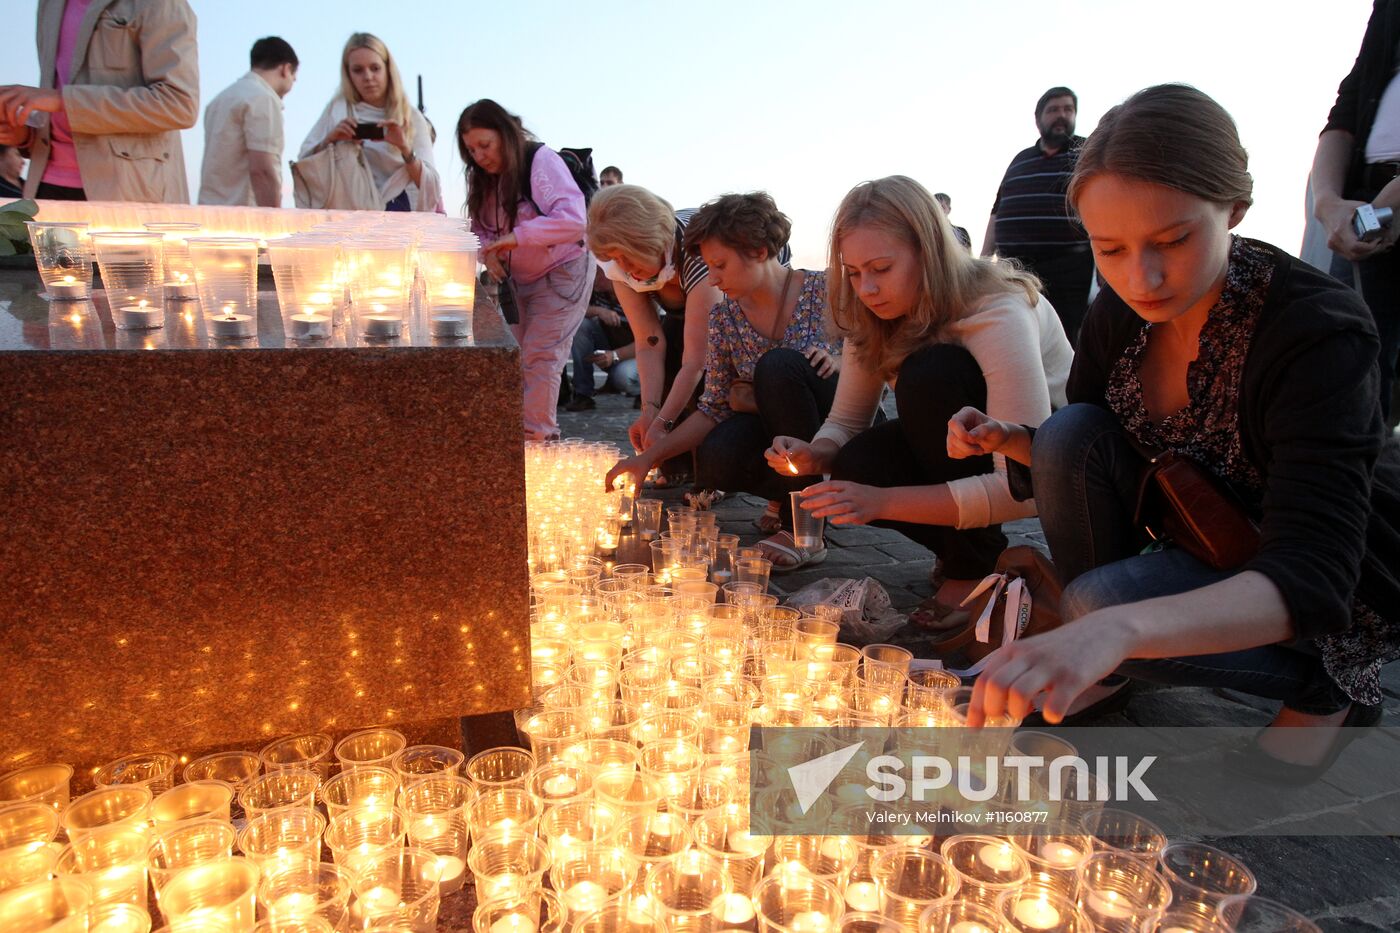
[290,142,380,211]
[1133,450,1261,571]
[928,546,1065,677]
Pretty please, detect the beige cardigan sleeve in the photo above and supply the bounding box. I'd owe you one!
[62,0,199,136]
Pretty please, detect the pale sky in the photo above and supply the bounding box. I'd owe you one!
[5,0,1373,268]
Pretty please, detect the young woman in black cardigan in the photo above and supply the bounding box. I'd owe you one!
[951,84,1400,782]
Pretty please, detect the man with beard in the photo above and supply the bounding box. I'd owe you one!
[982,87,1092,344]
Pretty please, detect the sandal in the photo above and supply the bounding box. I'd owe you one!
[755,531,827,572]
[755,500,783,534]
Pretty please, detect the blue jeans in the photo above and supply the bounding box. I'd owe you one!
[1034,403,1351,715]
[570,317,639,398]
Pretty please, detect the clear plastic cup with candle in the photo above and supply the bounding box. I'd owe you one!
[187,236,260,337]
[268,237,344,339]
[790,489,825,550]
[473,889,567,933]
[466,787,543,839]
[572,894,664,933]
[692,810,769,897]
[27,221,93,301]
[517,709,588,764]
[996,885,1091,932]
[537,798,623,866]
[1073,851,1172,933]
[348,845,443,933]
[1008,831,1091,898]
[612,810,691,893]
[400,775,474,893]
[86,901,152,933]
[236,807,325,877]
[1077,808,1168,862]
[0,803,59,855]
[56,829,149,910]
[549,841,639,921]
[0,877,90,933]
[259,733,334,779]
[771,834,859,893]
[322,805,405,877]
[734,555,773,591]
[940,835,1029,910]
[0,843,61,895]
[237,768,320,823]
[467,827,551,904]
[918,899,1007,932]
[257,861,353,930]
[92,752,178,797]
[319,766,399,823]
[418,239,478,339]
[334,728,407,772]
[644,847,730,928]
[182,751,260,796]
[634,500,663,541]
[60,786,153,846]
[753,872,843,933]
[345,240,411,342]
[527,762,594,811]
[146,819,235,904]
[144,221,202,301]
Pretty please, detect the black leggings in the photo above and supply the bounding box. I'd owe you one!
[831,343,1006,578]
[695,347,838,520]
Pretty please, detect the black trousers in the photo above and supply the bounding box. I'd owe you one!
[831,343,1006,578]
[695,347,838,520]
[35,182,86,201]
[1006,247,1094,348]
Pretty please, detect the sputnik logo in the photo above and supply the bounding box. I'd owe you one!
[787,741,866,815]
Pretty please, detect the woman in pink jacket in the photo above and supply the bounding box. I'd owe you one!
[459,98,595,440]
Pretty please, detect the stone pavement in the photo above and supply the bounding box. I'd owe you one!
[558,390,1400,929]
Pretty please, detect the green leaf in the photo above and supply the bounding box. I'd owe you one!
[0,239,15,257]
[0,199,38,218]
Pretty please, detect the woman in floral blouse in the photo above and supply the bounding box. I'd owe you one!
[954,84,1400,783]
[606,192,841,569]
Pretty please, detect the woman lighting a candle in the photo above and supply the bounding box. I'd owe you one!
[955,85,1400,783]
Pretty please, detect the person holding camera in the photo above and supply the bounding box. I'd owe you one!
[1313,0,1400,423]
[297,32,440,212]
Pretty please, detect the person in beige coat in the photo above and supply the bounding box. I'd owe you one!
[0,0,198,203]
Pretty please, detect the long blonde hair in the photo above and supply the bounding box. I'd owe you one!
[828,175,1041,379]
[339,32,413,147]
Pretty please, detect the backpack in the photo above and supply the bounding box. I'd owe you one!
[524,141,599,209]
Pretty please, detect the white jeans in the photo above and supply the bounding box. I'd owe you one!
[510,250,594,439]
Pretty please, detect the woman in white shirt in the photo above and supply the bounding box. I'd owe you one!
[768,175,1073,614]
[298,32,440,212]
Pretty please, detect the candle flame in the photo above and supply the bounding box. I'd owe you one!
[137,299,148,309]
[61,275,75,285]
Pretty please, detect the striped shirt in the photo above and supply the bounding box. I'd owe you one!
[991,138,1088,254]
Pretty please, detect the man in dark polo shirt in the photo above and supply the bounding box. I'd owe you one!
[982,86,1092,345]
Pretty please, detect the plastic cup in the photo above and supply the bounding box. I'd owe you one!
[635,500,663,540]
[0,766,74,814]
[550,842,639,921]
[182,752,260,792]
[187,236,260,332]
[259,734,334,779]
[917,900,1005,932]
[644,847,729,928]
[334,728,406,771]
[159,856,260,932]
[1216,894,1319,932]
[26,222,93,300]
[869,848,961,927]
[91,232,165,328]
[93,752,177,797]
[322,806,404,877]
[147,819,235,901]
[467,827,551,903]
[151,781,234,836]
[0,877,91,932]
[752,873,843,933]
[60,786,152,846]
[400,775,473,893]
[237,769,319,822]
[57,829,148,910]
[349,846,442,933]
[236,807,325,876]
[472,889,566,933]
[1075,851,1172,933]
[392,745,467,787]
[735,556,773,591]
[465,747,536,792]
[791,490,825,549]
[257,861,352,930]
[86,901,152,933]
[1158,842,1257,914]
[318,766,398,823]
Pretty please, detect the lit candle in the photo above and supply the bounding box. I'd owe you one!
[844,880,881,912]
[271,891,319,916]
[541,774,578,798]
[359,884,402,913]
[978,842,1019,873]
[1012,895,1061,930]
[164,272,197,300]
[712,569,733,585]
[489,913,537,933]
[363,313,401,338]
[209,310,255,338]
[430,312,470,337]
[435,854,465,887]
[715,892,755,925]
[115,299,162,329]
[788,911,832,932]
[1039,841,1082,868]
[1085,889,1135,920]
[289,309,331,339]
[562,879,608,915]
[950,923,994,933]
[48,274,88,299]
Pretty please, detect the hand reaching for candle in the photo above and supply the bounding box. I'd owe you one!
[606,453,651,492]
[966,615,1134,726]
[764,436,830,477]
[795,480,888,526]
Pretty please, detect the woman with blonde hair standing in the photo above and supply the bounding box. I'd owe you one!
[299,32,440,212]
[769,175,1073,613]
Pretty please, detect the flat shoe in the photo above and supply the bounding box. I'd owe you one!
[756,531,827,572]
[755,501,783,534]
[1224,702,1384,785]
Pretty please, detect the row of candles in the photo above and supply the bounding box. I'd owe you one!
[0,450,1317,932]
[24,215,479,346]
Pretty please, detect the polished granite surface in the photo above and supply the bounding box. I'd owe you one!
[0,270,533,779]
